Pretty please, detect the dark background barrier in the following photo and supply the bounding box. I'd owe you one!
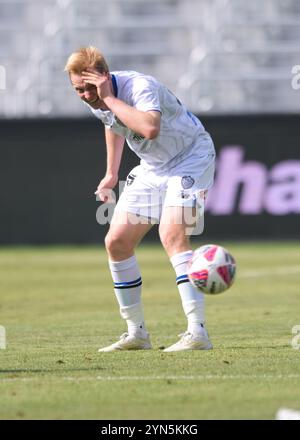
[0,115,299,244]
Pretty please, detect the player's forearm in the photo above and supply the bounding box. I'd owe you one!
[104,96,160,139]
[105,129,125,177]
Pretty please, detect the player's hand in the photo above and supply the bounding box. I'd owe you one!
[82,69,113,101]
[94,173,118,203]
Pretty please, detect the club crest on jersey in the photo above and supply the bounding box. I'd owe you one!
[181,176,195,189]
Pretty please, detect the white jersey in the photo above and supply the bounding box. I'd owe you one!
[87,70,214,172]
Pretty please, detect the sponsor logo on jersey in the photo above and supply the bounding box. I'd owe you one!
[180,191,190,199]
[126,174,136,186]
[132,133,145,143]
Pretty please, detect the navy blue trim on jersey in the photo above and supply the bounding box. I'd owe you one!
[111,74,118,97]
[145,108,162,115]
[114,277,142,289]
[186,110,199,126]
[176,274,190,285]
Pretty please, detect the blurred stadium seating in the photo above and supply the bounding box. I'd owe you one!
[0,0,299,117]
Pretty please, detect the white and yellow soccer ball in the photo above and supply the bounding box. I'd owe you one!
[187,244,236,294]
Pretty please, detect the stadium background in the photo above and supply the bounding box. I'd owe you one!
[0,0,299,244]
[1,0,300,423]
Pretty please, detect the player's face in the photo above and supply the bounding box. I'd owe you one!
[70,73,104,109]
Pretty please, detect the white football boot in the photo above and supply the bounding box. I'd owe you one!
[98,332,152,352]
[163,328,213,352]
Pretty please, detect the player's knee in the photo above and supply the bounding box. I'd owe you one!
[159,229,187,254]
[104,232,133,255]
[159,230,173,250]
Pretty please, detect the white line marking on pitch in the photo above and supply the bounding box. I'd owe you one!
[0,374,300,383]
[239,266,300,278]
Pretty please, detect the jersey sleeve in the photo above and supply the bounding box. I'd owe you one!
[130,77,162,113]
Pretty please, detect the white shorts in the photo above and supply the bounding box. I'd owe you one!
[115,143,215,235]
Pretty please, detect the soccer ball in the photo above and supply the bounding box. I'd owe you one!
[187,244,236,294]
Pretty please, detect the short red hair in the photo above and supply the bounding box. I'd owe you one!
[64,46,109,75]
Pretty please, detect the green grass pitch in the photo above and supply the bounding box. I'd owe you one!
[0,242,300,420]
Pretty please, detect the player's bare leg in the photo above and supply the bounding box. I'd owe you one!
[105,210,153,261]
[99,210,153,352]
[159,206,212,351]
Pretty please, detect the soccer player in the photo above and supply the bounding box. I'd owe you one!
[64,47,216,352]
